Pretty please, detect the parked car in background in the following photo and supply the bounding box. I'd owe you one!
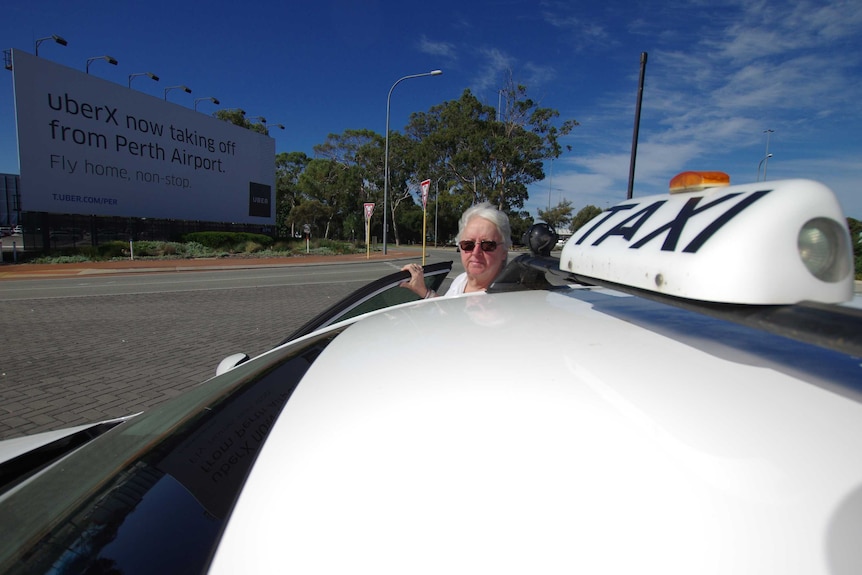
[1,173,860,574]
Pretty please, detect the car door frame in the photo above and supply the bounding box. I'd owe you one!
[278,260,453,345]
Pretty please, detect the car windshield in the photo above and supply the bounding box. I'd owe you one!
[0,327,347,574]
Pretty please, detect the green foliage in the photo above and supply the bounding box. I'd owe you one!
[406,77,577,215]
[282,78,576,247]
[97,241,129,259]
[275,151,312,238]
[28,253,93,264]
[509,211,535,246]
[571,205,604,233]
[214,108,248,127]
[537,199,574,230]
[22,232,368,264]
[181,231,274,251]
[278,238,363,256]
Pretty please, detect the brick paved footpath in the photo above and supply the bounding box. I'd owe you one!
[0,251,416,440]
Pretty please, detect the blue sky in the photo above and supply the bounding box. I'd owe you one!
[2,0,861,219]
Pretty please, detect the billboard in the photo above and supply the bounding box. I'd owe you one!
[11,49,276,224]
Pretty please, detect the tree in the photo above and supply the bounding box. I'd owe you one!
[287,199,331,238]
[509,210,535,246]
[407,79,577,216]
[385,132,424,246]
[432,179,473,245]
[570,205,603,234]
[274,152,310,238]
[537,199,574,231]
[295,158,363,239]
[314,129,386,240]
[213,109,268,134]
[492,75,578,211]
[214,108,247,127]
[265,78,576,245]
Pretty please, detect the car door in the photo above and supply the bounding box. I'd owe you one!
[278,260,453,345]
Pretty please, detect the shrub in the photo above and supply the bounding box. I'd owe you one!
[181,241,217,258]
[181,231,274,251]
[97,241,129,259]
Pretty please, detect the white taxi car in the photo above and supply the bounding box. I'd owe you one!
[0,173,860,574]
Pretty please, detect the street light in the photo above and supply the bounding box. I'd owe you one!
[128,72,159,88]
[247,117,284,134]
[763,129,775,180]
[757,153,773,182]
[86,55,118,74]
[35,34,67,56]
[194,96,220,111]
[383,69,442,254]
[164,85,192,101]
[435,176,447,247]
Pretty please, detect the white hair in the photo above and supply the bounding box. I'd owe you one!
[455,202,512,249]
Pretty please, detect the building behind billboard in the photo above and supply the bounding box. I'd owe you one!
[11,49,275,226]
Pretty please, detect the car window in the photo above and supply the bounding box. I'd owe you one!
[280,260,452,344]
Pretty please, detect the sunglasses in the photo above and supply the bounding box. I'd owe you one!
[459,240,498,253]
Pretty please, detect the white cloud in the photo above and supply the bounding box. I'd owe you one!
[417,35,458,60]
[543,0,862,218]
[471,47,514,92]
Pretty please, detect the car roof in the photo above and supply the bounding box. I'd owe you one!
[210,286,862,574]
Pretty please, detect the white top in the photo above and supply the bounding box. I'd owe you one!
[443,272,469,296]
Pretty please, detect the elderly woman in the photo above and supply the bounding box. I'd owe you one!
[401,202,511,297]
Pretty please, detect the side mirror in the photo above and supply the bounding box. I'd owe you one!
[215,353,250,376]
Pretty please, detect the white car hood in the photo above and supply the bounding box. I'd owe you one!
[211,288,862,574]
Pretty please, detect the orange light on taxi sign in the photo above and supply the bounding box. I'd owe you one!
[669,171,730,194]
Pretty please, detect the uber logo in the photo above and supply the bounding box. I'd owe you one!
[248,182,271,217]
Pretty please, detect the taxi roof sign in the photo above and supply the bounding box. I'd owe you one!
[560,178,853,305]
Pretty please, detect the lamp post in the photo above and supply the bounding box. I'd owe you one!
[383,69,442,254]
[128,72,159,88]
[247,116,266,132]
[35,35,67,56]
[757,153,773,182]
[86,55,117,74]
[194,96,220,111]
[434,176,447,247]
[762,129,774,180]
[164,85,192,101]
[246,116,267,129]
[247,117,284,134]
[265,122,285,135]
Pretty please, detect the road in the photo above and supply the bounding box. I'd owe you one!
[0,260,430,300]
[0,249,461,440]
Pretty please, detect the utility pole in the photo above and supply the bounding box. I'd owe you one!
[627,52,648,200]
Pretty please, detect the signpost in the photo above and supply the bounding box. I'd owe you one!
[364,203,375,260]
[420,179,430,265]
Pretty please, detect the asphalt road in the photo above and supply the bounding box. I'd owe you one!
[0,250,461,440]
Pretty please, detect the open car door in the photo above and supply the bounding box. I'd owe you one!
[280,260,453,344]
[217,261,452,375]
